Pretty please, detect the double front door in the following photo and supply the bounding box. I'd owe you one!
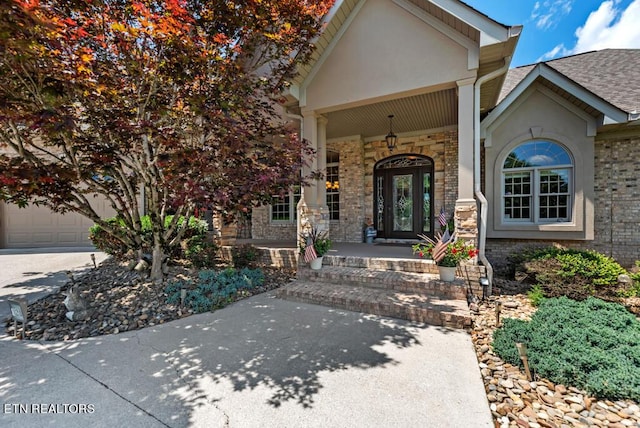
[374,155,434,240]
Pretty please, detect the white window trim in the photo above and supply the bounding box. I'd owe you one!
[501,165,574,224]
[326,159,339,222]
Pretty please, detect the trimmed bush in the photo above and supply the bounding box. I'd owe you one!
[493,297,640,401]
[165,267,265,313]
[513,247,627,300]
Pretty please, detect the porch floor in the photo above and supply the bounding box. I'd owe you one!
[235,239,420,260]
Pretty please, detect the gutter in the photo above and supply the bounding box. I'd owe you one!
[473,57,511,296]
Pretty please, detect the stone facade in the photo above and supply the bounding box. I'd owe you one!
[327,137,365,242]
[251,129,461,243]
[363,129,459,237]
[485,128,640,269]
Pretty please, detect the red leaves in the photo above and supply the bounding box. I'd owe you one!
[1,0,331,235]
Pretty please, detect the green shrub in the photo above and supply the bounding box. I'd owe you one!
[231,244,258,268]
[165,267,265,313]
[527,284,545,307]
[89,215,208,258]
[515,247,626,300]
[629,261,640,296]
[493,297,640,401]
[89,217,129,257]
[185,236,219,268]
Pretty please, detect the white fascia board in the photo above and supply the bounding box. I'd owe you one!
[393,0,479,70]
[426,0,513,45]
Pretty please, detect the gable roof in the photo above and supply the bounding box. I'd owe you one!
[291,0,521,111]
[499,49,640,116]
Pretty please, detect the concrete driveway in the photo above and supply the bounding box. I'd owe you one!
[0,248,109,321]
[0,250,492,428]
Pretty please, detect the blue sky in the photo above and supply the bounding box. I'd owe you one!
[462,0,640,67]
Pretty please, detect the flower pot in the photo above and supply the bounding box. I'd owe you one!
[310,256,324,270]
[437,265,457,282]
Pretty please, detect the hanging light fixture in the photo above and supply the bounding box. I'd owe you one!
[385,114,398,152]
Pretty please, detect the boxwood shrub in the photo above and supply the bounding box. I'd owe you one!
[493,297,640,401]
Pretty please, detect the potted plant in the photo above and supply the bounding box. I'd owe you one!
[411,232,478,281]
[300,227,332,270]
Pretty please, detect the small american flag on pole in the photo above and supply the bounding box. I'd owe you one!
[438,207,447,227]
[303,239,317,263]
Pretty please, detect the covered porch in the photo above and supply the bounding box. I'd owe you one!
[252,0,521,289]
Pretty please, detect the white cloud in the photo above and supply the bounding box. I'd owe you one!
[530,0,574,30]
[537,43,570,62]
[537,0,640,61]
[571,0,640,53]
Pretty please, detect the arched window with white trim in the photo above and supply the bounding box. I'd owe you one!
[502,140,573,223]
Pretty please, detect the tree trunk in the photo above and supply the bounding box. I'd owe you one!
[150,238,164,281]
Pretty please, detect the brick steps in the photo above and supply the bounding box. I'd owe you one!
[322,255,439,274]
[275,253,472,329]
[297,266,466,300]
[276,281,471,330]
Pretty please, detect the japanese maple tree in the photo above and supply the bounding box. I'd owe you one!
[0,0,333,278]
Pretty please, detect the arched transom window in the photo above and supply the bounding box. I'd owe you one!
[502,141,573,223]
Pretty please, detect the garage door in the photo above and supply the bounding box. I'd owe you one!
[1,199,116,248]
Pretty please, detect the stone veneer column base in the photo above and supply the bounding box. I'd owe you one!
[454,199,478,244]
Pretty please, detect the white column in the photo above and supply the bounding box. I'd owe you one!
[316,116,328,210]
[457,78,475,202]
[455,78,479,243]
[302,113,318,209]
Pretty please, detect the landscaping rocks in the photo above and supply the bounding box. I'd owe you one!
[4,258,294,341]
[471,295,640,428]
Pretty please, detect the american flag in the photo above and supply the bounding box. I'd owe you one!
[303,241,317,263]
[438,207,447,227]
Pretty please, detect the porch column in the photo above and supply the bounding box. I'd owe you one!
[298,112,330,242]
[316,116,329,212]
[302,113,318,209]
[456,78,479,242]
[456,78,475,201]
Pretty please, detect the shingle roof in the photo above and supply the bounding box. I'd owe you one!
[499,49,640,115]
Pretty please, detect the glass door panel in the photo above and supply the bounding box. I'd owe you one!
[423,174,431,232]
[392,174,413,232]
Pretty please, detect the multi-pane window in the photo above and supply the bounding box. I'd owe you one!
[270,185,301,222]
[502,141,572,223]
[271,152,339,223]
[326,151,339,221]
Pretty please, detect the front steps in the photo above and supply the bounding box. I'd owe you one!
[276,255,472,329]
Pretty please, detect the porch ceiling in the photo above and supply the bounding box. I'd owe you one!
[325,88,457,140]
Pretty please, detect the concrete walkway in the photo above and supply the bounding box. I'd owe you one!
[0,251,492,428]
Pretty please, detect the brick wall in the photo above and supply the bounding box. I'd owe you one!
[251,204,296,241]
[219,245,298,269]
[485,129,640,269]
